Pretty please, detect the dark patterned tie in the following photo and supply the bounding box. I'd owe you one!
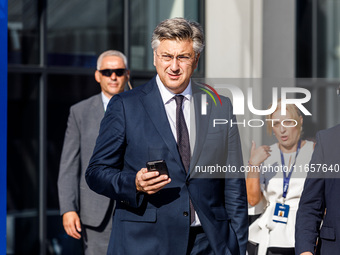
[174,95,195,224]
[175,95,191,171]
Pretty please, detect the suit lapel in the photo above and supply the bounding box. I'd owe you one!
[189,83,212,175]
[91,94,105,123]
[139,78,184,172]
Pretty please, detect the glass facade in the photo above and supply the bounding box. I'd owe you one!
[8,0,40,65]
[7,0,204,254]
[296,0,340,131]
[296,0,340,78]
[46,0,124,67]
[7,74,40,254]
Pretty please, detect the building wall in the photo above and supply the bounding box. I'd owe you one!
[205,0,265,162]
[205,0,262,78]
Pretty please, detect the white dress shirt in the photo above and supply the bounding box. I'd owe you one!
[156,75,201,226]
[101,92,110,111]
[156,75,191,141]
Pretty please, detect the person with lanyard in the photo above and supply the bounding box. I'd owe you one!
[246,99,314,255]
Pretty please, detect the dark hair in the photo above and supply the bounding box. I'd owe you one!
[151,17,205,55]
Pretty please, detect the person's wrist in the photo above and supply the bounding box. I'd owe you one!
[248,160,260,167]
[247,161,261,175]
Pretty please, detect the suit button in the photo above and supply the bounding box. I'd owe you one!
[186,181,189,185]
[183,211,189,217]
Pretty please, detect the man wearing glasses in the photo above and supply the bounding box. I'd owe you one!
[58,50,130,255]
[86,18,247,255]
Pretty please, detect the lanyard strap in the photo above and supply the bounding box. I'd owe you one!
[280,139,301,199]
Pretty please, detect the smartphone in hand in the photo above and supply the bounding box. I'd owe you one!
[146,160,170,177]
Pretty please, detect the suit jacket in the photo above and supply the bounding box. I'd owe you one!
[295,124,340,254]
[58,93,112,227]
[86,77,248,255]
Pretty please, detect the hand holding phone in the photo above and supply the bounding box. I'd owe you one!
[146,160,170,177]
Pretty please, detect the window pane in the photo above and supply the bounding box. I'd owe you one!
[296,1,340,131]
[318,0,340,78]
[129,0,201,71]
[7,74,40,254]
[297,0,340,78]
[47,0,124,67]
[8,0,40,65]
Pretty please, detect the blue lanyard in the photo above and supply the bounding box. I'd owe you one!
[280,139,301,199]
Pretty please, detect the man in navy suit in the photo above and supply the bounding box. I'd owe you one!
[86,18,248,255]
[295,124,340,255]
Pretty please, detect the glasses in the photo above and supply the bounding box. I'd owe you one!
[155,51,194,64]
[98,69,127,77]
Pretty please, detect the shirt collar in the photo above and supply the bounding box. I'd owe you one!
[101,92,110,111]
[156,75,192,105]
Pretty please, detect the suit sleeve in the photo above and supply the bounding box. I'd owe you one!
[224,99,248,255]
[86,95,143,208]
[58,106,81,215]
[295,131,326,254]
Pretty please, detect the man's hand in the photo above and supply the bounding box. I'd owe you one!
[135,168,171,194]
[62,211,82,239]
[300,252,313,255]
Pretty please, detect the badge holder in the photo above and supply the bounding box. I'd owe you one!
[272,202,289,224]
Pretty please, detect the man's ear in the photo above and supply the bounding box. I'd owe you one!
[153,51,156,67]
[95,70,101,83]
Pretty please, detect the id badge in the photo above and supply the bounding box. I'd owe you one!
[272,203,290,224]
